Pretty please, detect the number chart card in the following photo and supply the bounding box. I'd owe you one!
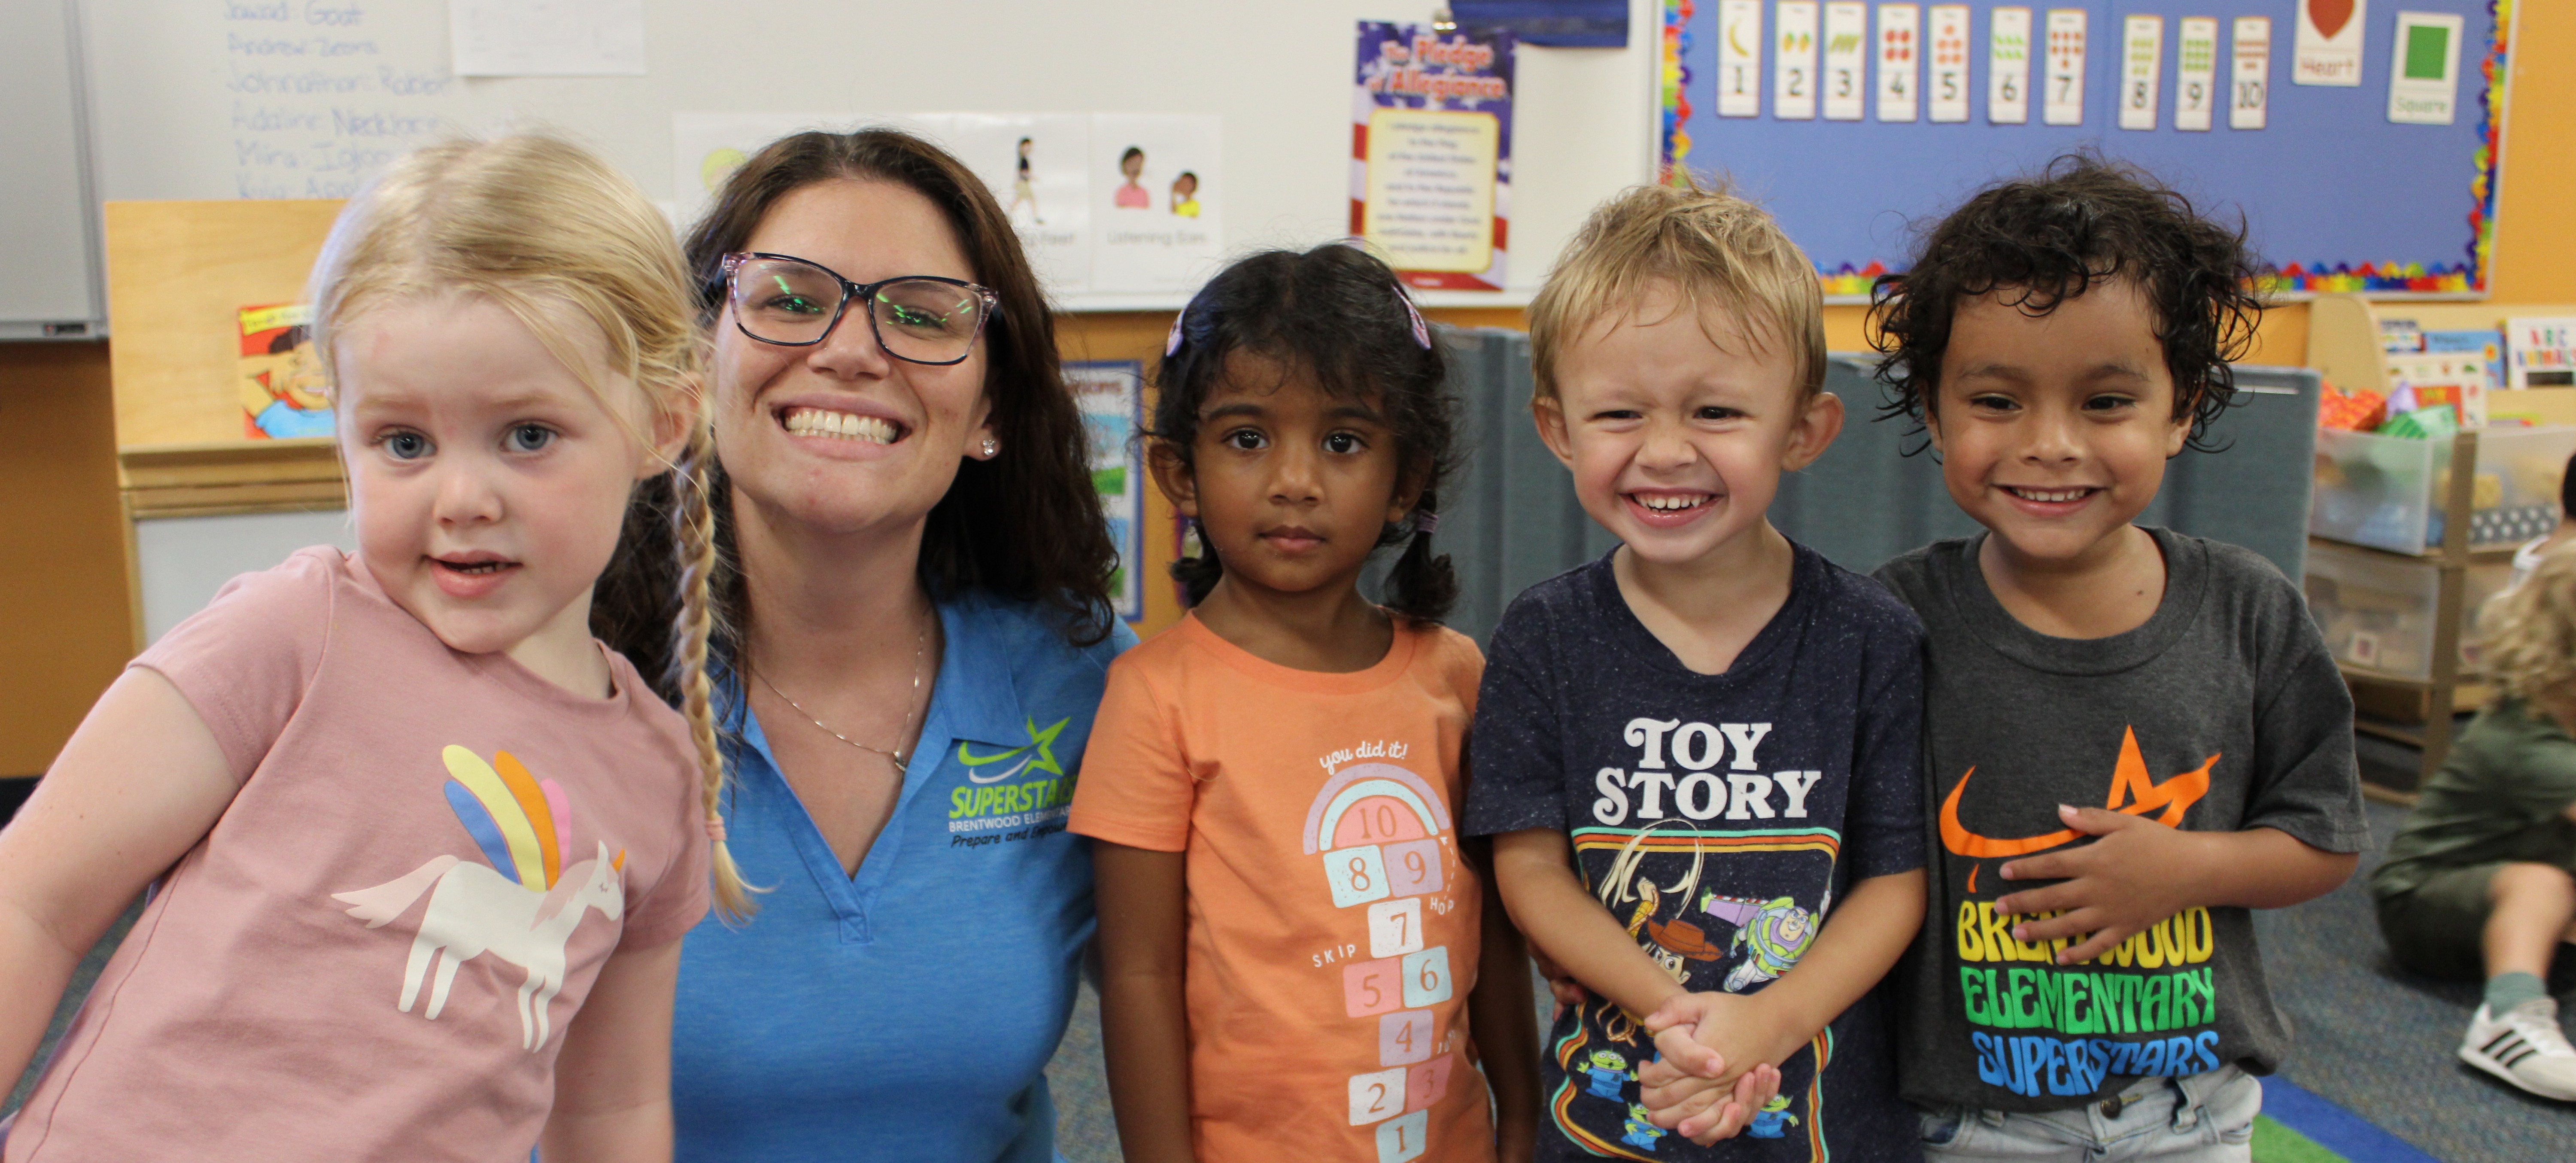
[1355,21,1516,292]
[1656,0,2512,296]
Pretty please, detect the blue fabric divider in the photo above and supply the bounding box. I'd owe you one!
[2260,1076,2443,1163]
[1418,330,2322,646]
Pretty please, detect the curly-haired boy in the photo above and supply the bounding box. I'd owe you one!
[1866,156,2367,1160]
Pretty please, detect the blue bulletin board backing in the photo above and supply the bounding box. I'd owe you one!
[1659,1,2514,296]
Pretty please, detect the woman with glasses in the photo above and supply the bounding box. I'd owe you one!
[592,128,1132,1162]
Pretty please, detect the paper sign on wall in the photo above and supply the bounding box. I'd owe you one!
[2387,11,2464,126]
[2120,15,2163,131]
[1066,361,1147,621]
[1719,1,1764,116]
[1927,5,1971,123]
[2508,319,2576,389]
[1877,3,1920,123]
[949,114,1094,296]
[1776,2,1820,119]
[1355,22,1515,292]
[1823,3,1869,120]
[2174,17,2218,131]
[2295,0,2365,87]
[1093,115,1224,295]
[1989,6,2032,124]
[2043,9,2086,126]
[451,0,644,76]
[2231,16,2273,128]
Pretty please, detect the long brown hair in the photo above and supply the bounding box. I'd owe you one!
[593,129,1118,726]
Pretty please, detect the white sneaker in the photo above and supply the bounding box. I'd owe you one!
[2459,998,2576,1101]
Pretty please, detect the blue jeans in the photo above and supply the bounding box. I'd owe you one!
[1918,1067,2260,1162]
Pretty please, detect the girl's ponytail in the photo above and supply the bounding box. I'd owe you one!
[1381,491,1459,624]
[671,422,759,920]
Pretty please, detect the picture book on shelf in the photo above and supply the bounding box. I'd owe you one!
[238,303,333,440]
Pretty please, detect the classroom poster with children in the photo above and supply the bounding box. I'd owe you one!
[1089,115,1224,295]
[1352,22,1516,292]
[947,114,1095,296]
[237,303,332,440]
[1066,360,1146,621]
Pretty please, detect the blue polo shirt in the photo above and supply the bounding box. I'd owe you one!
[671,593,1134,1163]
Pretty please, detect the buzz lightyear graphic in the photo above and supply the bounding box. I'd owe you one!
[1699,893,1821,993]
[1747,1094,1801,1139]
[1620,1103,1667,1150]
[1573,1048,1633,1100]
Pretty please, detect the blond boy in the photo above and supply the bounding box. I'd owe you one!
[1463,184,1928,1161]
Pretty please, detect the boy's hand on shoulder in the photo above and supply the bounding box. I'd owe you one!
[1637,1057,1782,1145]
[1995,804,2212,964]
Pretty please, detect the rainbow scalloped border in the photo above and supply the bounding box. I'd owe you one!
[1656,0,2516,296]
[1659,0,1694,185]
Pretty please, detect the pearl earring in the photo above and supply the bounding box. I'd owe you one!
[981,437,999,458]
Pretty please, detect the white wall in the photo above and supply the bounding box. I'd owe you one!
[79,0,1660,305]
[135,509,355,644]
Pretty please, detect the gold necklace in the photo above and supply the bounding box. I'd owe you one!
[751,613,930,773]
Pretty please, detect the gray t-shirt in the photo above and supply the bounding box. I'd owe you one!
[1874,528,2367,1113]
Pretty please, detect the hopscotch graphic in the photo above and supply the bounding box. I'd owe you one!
[1308,762,1458,1163]
[333,745,626,1051]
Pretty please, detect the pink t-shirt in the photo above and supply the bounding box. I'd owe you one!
[6,548,710,1163]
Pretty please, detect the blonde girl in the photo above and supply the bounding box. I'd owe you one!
[0,134,741,1162]
[2373,545,2576,1101]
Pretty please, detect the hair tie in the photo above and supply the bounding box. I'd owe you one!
[1413,510,1439,535]
[1395,285,1433,350]
[1163,308,1187,357]
[705,814,728,844]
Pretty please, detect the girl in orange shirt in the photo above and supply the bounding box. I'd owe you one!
[1071,243,1539,1162]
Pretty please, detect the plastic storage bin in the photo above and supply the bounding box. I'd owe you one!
[2302,541,2514,681]
[2309,426,2576,555]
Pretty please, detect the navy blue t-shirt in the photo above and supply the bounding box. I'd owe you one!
[1465,544,1926,1162]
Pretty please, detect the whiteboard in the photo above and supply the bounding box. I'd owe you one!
[77,0,1665,309]
[0,0,104,337]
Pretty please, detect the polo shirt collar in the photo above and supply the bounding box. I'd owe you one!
[932,593,1030,750]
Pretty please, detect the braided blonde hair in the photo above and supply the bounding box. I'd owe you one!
[2484,543,2576,728]
[310,132,755,917]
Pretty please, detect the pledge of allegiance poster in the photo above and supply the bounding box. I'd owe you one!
[1353,22,1515,292]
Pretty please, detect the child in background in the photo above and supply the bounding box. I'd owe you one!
[1467,181,1929,1160]
[2373,547,2576,1101]
[1867,156,2366,1160]
[1072,243,1539,1162]
[1170,171,1201,218]
[0,135,742,1162]
[2509,451,2576,587]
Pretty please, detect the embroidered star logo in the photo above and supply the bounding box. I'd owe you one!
[1939,726,2218,858]
[957,716,1070,783]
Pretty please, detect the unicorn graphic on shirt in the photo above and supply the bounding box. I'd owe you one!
[332,745,626,1051]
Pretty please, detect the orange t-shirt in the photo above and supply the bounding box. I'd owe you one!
[1072,614,1495,1163]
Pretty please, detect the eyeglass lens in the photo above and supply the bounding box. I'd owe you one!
[731,256,985,362]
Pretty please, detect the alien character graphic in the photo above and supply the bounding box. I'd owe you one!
[1574,1048,1634,1100]
[1746,1094,1801,1139]
[1620,1103,1667,1150]
[1700,893,1821,992]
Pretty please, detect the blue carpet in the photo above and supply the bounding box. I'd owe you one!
[2254,799,2576,1163]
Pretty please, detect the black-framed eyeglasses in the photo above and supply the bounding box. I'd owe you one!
[720,252,999,367]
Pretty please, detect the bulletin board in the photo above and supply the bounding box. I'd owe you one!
[1659,1,2515,297]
